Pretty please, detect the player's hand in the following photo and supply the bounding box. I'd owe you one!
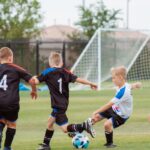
[30,91,37,99]
[90,83,98,90]
[131,82,142,89]
[135,82,142,88]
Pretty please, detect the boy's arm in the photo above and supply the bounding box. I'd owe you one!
[75,78,97,90]
[28,78,37,99]
[28,76,42,99]
[92,101,114,117]
[130,82,142,90]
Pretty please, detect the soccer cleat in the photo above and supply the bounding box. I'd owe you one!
[37,143,51,150]
[68,132,78,138]
[104,143,117,148]
[84,118,96,138]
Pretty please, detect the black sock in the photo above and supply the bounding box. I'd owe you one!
[105,131,113,144]
[0,123,5,147]
[4,128,16,147]
[43,129,54,145]
[67,123,84,133]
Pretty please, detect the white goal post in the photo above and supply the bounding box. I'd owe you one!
[70,28,150,90]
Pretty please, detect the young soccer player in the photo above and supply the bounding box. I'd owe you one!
[0,47,37,150]
[33,52,97,150]
[90,66,141,148]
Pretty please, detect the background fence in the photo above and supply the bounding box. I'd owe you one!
[0,40,87,75]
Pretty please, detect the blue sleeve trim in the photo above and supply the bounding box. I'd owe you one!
[115,86,126,99]
[42,68,56,76]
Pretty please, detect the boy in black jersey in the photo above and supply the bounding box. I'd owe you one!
[34,52,97,150]
[0,47,37,150]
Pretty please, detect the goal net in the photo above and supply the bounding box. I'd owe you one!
[70,28,150,90]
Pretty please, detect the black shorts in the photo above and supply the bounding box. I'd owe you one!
[100,108,128,128]
[0,108,19,122]
[51,108,68,126]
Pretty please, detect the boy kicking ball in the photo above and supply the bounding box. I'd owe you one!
[89,66,141,148]
[33,52,97,150]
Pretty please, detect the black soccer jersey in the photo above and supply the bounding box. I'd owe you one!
[0,63,32,111]
[38,67,77,110]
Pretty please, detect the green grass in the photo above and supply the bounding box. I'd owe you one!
[3,89,150,150]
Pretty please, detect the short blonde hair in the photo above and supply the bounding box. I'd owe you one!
[111,66,127,79]
[0,47,13,61]
[49,52,63,66]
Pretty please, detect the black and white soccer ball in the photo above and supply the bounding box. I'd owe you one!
[72,133,89,149]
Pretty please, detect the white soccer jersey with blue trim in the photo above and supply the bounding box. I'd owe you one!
[111,83,133,119]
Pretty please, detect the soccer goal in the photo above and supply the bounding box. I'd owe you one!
[70,28,150,90]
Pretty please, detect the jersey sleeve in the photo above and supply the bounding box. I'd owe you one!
[69,73,78,83]
[111,87,126,105]
[64,69,78,83]
[8,63,32,82]
[17,67,32,82]
[37,73,47,82]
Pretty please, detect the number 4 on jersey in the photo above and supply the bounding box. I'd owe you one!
[0,75,8,91]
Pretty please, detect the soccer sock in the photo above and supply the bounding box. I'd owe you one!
[67,123,84,133]
[105,131,113,144]
[0,123,5,148]
[43,129,54,146]
[4,128,16,148]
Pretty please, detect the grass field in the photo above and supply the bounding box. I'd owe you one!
[4,88,150,150]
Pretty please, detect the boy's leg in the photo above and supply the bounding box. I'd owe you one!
[104,119,116,148]
[4,121,16,150]
[67,118,96,138]
[52,109,96,138]
[3,109,19,150]
[44,117,55,146]
[104,115,127,148]
[37,116,55,150]
[60,122,91,137]
[51,110,93,137]
[76,113,104,138]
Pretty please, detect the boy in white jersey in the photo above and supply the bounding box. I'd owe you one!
[91,66,141,148]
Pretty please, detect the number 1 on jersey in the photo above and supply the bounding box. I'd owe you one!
[58,78,62,94]
[0,75,8,91]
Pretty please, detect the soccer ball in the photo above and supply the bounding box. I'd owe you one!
[72,133,89,149]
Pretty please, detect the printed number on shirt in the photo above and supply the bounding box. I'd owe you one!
[58,78,62,94]
[0,75,8,91]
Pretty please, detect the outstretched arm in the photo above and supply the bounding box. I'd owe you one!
[75,78,97,90]
[130,82,142,90]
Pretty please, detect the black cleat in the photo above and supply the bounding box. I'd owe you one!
[84,118,96,138]
[37,143,51,150]
[104,143,117,148]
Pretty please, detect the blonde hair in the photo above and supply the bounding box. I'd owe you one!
[111,66,127,79]
[0,47,13,61]
[49,52,63,67]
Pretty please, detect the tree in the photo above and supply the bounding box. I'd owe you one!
[0,0,42,39]
[76,0,122,39]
